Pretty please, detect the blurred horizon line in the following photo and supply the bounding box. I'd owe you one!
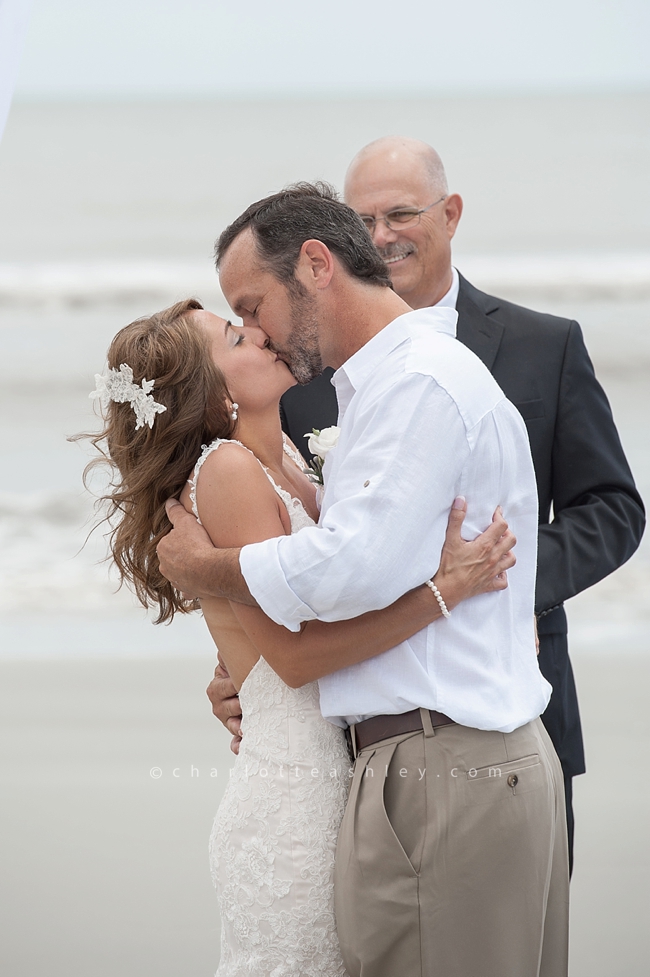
[10,85,650,106]
[2,254,649,307]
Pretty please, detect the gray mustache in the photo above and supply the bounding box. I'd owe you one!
[378,244,417,260]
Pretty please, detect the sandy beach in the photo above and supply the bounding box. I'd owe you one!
[0,652,648,976]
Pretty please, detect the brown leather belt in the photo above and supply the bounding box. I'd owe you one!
[351,708,456,754]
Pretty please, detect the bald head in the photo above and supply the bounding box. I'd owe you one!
[344,136,462,310]
[345,136,448,200]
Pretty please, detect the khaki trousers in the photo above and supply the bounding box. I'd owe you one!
[334,715,569,977]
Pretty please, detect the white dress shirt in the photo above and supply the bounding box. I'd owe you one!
[240,306,551,733]
[435,266,460,310]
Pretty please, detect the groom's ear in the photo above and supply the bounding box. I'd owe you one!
[297,239,335,290]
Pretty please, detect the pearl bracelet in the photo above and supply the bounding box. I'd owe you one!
[425,579,451,618]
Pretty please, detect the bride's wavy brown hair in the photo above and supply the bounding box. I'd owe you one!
[80,298,235,623]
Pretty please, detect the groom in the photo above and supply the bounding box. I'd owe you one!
[158,183,569,977]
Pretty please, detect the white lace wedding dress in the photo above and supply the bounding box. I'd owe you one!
[188,438,351,977]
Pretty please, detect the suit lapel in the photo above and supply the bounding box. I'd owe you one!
[455,272,504,373]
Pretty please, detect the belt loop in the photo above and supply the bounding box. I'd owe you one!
[420,708,436,738]
[350,723,358,758]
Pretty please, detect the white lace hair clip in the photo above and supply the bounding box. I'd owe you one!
[90,363,167,431]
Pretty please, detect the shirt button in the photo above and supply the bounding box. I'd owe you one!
[363,480,370,487]
[507,774,518,788]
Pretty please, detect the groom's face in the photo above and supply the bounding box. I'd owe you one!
[219,228,323,384]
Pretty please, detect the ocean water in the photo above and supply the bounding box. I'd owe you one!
[1,93,649,260]
[0,94,648,657]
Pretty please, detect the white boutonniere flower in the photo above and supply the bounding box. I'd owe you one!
[303,426,340,485]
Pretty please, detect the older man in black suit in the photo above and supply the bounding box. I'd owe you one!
[211,137,645,873]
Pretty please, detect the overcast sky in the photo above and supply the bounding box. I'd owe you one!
[13,0,650,98]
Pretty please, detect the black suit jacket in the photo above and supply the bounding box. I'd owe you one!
[280,273,645,776]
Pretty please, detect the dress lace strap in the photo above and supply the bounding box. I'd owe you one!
[188,437,308,527]
[281,433,307,470]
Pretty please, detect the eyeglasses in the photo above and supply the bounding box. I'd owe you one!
[359,195,447,234]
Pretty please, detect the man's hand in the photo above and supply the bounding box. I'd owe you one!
[157,499,217,598]
[434,497,517,610]
[158,498,256,606]
[207,660,243,755]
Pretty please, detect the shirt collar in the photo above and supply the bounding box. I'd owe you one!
[332,304,458,418]
[435,266,460,310]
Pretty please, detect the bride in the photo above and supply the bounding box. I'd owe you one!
[87,297,515,977]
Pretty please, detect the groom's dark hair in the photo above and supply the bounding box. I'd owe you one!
[215,182,392,290]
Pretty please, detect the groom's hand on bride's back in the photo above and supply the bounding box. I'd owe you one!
[207,660,243,755]
[436,497,517,610]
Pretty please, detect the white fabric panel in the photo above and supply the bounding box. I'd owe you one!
[0,0,32,144]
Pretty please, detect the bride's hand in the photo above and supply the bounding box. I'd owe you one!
[433,497,517,611]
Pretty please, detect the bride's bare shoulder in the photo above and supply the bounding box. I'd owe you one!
[198,439,266,481]
[181,440,287,546]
